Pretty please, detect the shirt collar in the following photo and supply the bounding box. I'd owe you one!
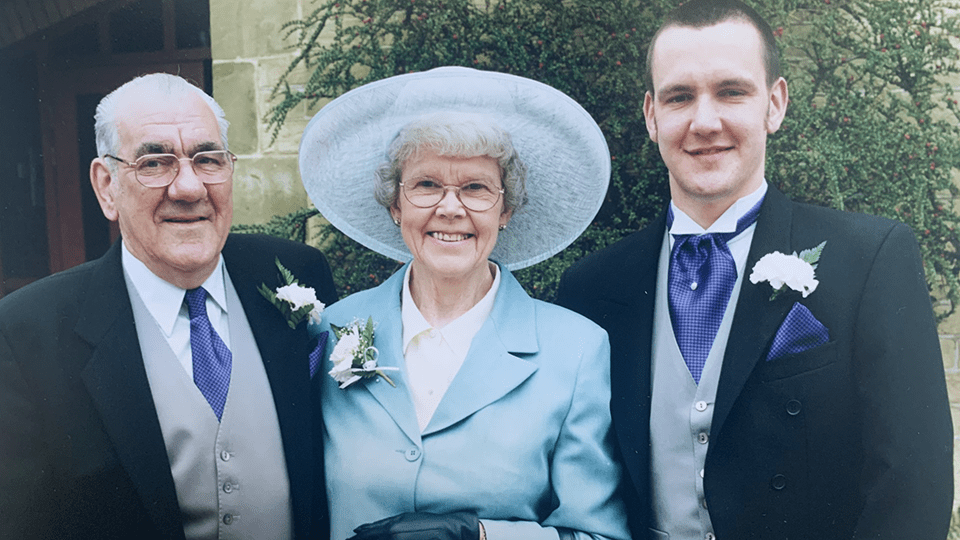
[121,241,228,337]
[401,263,501,359]
[669,181,767,236]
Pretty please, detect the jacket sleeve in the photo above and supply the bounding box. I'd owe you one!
[0,330,55,539]
[537,329,630,540]
[851,222,953,539]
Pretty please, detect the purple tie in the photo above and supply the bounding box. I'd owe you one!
[185,287,232,420]
[668,199,762,384]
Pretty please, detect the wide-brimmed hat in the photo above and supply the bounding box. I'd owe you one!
[298,66,610,271]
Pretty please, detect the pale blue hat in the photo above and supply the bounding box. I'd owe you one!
[298,66,610,271]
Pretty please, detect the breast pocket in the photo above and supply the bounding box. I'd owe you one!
[758,340,838,381]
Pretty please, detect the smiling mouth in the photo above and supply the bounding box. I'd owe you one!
[688,147,733,156]
[429,232,473,242]
[166,216,208,224]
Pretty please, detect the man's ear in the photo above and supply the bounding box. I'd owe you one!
[90,158,119,222]
[766,77,789,134]
[643,91,659,143]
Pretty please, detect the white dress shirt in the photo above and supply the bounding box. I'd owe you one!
[667,181,768,276]
[121,241,230,378]
[401,263,500,432]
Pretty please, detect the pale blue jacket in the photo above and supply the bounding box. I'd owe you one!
[314,264,629,540]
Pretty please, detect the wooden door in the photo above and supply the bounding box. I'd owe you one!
[38,61,207,273]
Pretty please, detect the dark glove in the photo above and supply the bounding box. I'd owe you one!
[347,511,480,540]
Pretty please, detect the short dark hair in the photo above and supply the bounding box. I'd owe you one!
[644,0,781,94]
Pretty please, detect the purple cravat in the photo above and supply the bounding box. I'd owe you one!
[185,287,232,420]
[668,199,762,384]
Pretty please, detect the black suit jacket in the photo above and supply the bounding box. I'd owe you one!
[0,233,337,540]
[557,184,953,540]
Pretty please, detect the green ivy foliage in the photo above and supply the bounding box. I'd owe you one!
[255,0,960,319]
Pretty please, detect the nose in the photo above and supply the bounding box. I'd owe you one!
[435,186,466,218]
[690,97,722,134]
[166,160,208,202]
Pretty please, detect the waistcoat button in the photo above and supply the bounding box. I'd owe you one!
[771,474,787,490]
[786,400,802,416]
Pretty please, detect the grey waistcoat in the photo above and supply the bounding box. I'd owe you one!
[649,232,745,540]
[127,270,293,540]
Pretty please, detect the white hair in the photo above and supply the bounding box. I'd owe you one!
[94,73,229,172]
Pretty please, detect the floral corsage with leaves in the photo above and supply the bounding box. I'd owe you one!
[328,316,398,389]
[749,241,826,300]
[258,258,327,377]
[258,258,325,328]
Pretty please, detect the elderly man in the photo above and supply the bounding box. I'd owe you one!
[0,73,336,540]
[557,1,953,539]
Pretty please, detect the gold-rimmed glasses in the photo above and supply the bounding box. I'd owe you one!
[104,150,237,188]
[399,178,504,212]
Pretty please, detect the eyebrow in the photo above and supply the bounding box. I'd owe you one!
[717,78,757,91]
[133,140,223,158]
[135,142,173,157]
[190,141,224,154]
[658,83,695,97]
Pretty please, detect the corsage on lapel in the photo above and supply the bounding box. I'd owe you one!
[749,241,826,301]
[258,258,325,328]
[258,258,328,378]
[328,316,398,389]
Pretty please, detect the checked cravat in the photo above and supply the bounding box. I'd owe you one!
[185,287,232,420]
[668,200,762,384]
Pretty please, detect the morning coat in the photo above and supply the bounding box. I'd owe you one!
[0,233,337,540]
[556,184,953,540]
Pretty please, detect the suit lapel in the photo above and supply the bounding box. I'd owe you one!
[75,241,185,540]
[713,185,797,436]
[221,235,315,540]
[423,270,538,436]
[602,214,664,492]
[362,279,425,444]
[327,269,423,445]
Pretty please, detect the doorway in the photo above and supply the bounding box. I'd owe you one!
[0,0,211,297]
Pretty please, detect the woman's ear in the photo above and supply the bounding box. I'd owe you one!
[499,208,513,229]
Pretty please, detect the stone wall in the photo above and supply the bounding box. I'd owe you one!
[210,0,330,226]
[211,0,960,509]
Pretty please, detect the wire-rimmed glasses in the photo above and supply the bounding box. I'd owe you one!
[104,150,237,188]
[399,178,504,212]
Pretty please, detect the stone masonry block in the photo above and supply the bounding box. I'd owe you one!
[210,0,301,60]
[213,62,258,156]
[943,336,958,371]
[952,403,960,444]
[946,369,960,404]
[232,156,310,225]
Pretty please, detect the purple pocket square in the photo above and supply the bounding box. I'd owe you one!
[309,330,329,379]
[766,303,829,362]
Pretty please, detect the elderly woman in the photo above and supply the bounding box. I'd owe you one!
[300,67,628,540]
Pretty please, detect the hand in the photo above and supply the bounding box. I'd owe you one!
[347,511,480,540]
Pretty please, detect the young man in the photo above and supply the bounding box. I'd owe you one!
[557,1,953,538]
[0,73,336,540]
